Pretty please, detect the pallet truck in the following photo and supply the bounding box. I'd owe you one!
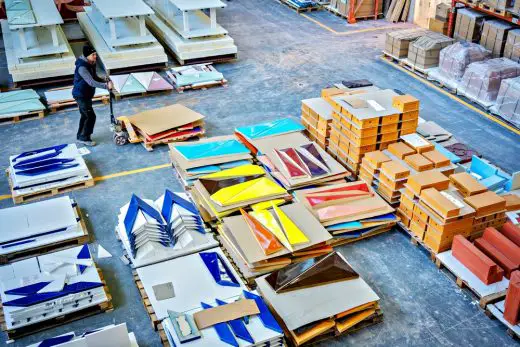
[108,89,129,146]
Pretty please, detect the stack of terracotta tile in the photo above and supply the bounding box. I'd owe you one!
[301,97,334,150]
[326,90,420,175]
[464,191,507,239]
[474,227,520,278]
[358,150,391,186]
[504,270,520,325]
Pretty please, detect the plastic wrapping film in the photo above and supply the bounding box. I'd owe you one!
[505,30,520,61]
[438,42,491,81]
[407,34,454,69]
[490,76,520,128]
[457,58,520,106]
[480,20,514,58]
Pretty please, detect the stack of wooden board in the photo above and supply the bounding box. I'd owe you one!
[77,0,168,73]
[256,251,382,346]
[0,196,89,264]
[385,0,411,23]
[134,248,284,346]
[169,136,253,187]
[110,71,172,98]
[326,89,420,174]
[0,245,112,339]
[189,164,291,222]
[7,143,94,204]
[294,181,397,245]
[145,0,238,65]
[167,63,226,92]
[301,97,334,149]
[217,202,333,284]
[116,190,218,268]
[118,104,205,151]
[0,89,45,123]
[1,0,76,83]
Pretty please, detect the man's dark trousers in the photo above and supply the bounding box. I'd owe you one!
[75,97,96,141]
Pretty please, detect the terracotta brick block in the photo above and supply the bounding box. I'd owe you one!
[452,235,504,285]
[474,238,518,279]
[504,270,520,325]
[482,227,520,266]
[501,222,520,247]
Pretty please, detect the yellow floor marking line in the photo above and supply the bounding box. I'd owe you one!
[300,13,338,33]
[0,194,11,201]
[380,57,520,136]
[300,12,396,36]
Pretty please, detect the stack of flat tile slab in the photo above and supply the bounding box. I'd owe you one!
[326,89,420,175]
[8,143,93,202]
[167,63,226,90]
[256,251,382,346]
[44,86,109,112]
[28,323,139,347]
[1,0,76,82]
[217,202,333,284]
[0,89,45,120]
[169,135,253,187]
[0,245,111,337]
[301,97,334,150]
[110,71,172,97]
[0,196,87,264]
[294,181,397,245]
[120,104,205,150]
[77,0,167,72]
[189,164,291,222]
[116,190,218,267]
[145,0,238,65]
[135,248,284,346]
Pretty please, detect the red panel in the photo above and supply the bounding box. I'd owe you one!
[474,238,518,279]
[241,209,284,255]
[504,271,520,325]
[500,222,520,247]
[275,149,306,178]
[482,227,520,266]
[452,235,504,285]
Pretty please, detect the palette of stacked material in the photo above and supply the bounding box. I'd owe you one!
[326,89,420,175]
[384,28,428,59]
[0,245,112,339]
[301,97,334,150]
[110,71,172,98]
[167,63,227,91]
[118,104,205,151]
[217,201,333,285]
[116,190,218,268]
[135,248,284,346]
[294,181,397,246]
[169,136,253,187]
[7,143,93,204]
[189,164,291,223]
[464,190,507,239]
[256,251,382,346]
[0,89,46,123]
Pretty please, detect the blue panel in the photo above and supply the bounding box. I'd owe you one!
[215,298,254,344]
[362,213,397,222]
[77,244,91,259]
[15,163,79,176]
[242,291,283,334]
[326,221,362,232]
[123,194,164,235]
[38,333,75,347]
[175,140,249,160]
[12,144,67,164]
[5,281,52,295]
[1,239,36,249]
[13,158,75,170]
[235,118,304,140]
[200,302,238,347]
[434,143,460,164]
[199,252,240,287]
[470,155,497,178]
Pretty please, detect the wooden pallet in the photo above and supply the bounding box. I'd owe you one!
[478,3,510,16]
[434,253,507,309]
[113,88,173,101]
[428,78,457,94]
[0,110,45,126]
[279,0,321,13]
[166,70,228,93]
[6,169,95,205]
[399,59,431,79]
[0,267,113,340]
[46,86,110,113]
[103,62,169,77]
[0,204,90,264]
[176,53,238,67]
[381,51,405,64]
[397,222,437,261]
[486,301,520,340]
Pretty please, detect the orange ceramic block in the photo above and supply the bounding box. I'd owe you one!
[241,209,284,255]
[504,270,520,325]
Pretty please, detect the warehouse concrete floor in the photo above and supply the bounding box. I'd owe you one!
[1,1,519,346]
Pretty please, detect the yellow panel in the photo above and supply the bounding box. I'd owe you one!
[210,177,286,207]
[200,164,265,179]
[251,209,292,251]
[251,199,286,212]
[273,205,309,245]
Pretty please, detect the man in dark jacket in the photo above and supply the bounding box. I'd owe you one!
[72,45,113,146]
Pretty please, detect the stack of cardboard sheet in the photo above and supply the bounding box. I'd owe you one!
[254,131,350,190]
[28,323,139,347]
[110,71,172,96]
[458,58,520,108]
[256,251,382,346]
[406,33,454,70]
[189,164,291,222]
[116,190,218,268]
[480,20,514,58]
[217,202,333,284]
[0,196,86,262]
[135,248,284,346]
[0,89,45,120]
[490,76,520,128]
[384,29,427,58]
[166,63,225,90]
[294,181,397,245]
[327,89,420,174]
[8,143,92,197]
[120,104,205,148]
[454,8,487,43]
[504,29,520,61]
[235,118,305,155]
[428,42,491,92]
[301,97,334,149]
[0,245,110,333]
[169,135,253,187]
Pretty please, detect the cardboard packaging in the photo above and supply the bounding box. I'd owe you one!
[454,8,487,43]
[436,3,450,21]
[407,34,454,69]
[429,18,449,35]
[480,20,514,58]
[491,76,520,128]
[385,29,427,58]
[392,95,419,112]
[504,30,520,60]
